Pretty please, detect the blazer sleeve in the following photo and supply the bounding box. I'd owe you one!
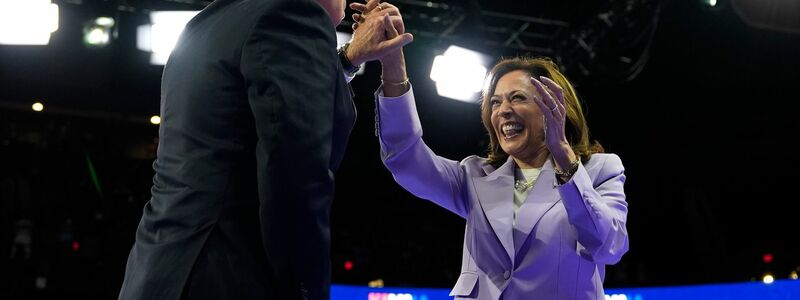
[240,0,337,297]
[558,154,629,265]
[375,86,471,218]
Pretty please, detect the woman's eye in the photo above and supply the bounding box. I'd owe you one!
[512,95,525,101]
[490,99,501,106]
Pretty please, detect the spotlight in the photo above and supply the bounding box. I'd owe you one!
[429,45,489,102]
[32,102,44,112]
[84,28,109,46]
[0,0,60,45]
[705,0,717,7]
[83,17,115,47]
[790,271,798,280]
[95,17,115,27]
[137,11,200,65]
[150,115,161,125]
[762,274,774,284]
[367,279,384,288]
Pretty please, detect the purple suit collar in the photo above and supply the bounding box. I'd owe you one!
[473,156,562,264]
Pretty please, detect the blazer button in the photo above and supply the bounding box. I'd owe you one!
[503,270,511,280]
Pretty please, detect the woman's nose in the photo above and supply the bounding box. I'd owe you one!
[499,101,512,118]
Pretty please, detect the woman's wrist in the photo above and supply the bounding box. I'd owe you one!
[552,143,579,181]
[381,77,409,97]
[381,52,406,78]
[551,143,575,167]
[381,51,409,97]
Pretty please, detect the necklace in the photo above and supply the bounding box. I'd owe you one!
[514,179,535,192]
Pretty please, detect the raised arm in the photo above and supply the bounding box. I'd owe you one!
[375,86,474,218]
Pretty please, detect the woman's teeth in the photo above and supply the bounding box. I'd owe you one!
[502,123,523,137]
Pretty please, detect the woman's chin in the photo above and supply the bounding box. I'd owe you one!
[500,144,522,158]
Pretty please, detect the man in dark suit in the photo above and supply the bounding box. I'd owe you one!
[118,0,411,299]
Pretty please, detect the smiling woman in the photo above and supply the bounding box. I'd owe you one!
[373,52,629,300]
[482,58,605,171]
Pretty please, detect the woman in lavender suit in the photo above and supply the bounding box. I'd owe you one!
[371,32,629,299]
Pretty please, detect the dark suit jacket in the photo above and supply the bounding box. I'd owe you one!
[118,0,355,299]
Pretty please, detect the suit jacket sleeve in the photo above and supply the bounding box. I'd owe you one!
[376,86,471,218]
[558,154,629,264]
[240,0,337,298]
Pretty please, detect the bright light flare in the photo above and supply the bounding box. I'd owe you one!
[430,45,489,102]
[85,28,109,46]
[95,17,115,27]
[0,0,60,45]
[763,274,775,284]
[83,17,114,47]
[150,115,161,125]
[137,11,199,65]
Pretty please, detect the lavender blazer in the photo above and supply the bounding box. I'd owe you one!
[375,87,629,300]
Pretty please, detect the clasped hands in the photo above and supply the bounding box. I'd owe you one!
[345,0,412,66]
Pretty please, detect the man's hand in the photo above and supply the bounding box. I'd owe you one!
[350,0,404,33]
[345,0,413,66]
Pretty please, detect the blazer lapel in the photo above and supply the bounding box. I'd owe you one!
[513,159,561,254]
[472,157,516,263]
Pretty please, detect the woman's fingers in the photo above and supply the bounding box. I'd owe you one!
[539,76,565,106]
[383,14,398,38]
[351,1,405,34]
[365,0,382,13]
[377,15,414,53]
[530,77,561,116]
[352,6,405,33]
[376,3,401,17]
[531,88,554,120]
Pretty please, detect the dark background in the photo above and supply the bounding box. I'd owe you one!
[2,0,799,298]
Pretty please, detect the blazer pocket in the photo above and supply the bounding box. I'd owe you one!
[449,272,479,297]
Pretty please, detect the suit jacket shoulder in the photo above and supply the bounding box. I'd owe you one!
[583,153,624,186]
